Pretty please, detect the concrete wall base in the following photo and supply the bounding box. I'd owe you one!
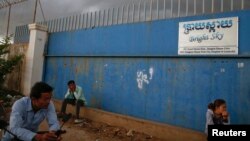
[53,100,206,141]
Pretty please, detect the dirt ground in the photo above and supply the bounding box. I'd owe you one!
[40,116,165,141]
[1,106,164,141]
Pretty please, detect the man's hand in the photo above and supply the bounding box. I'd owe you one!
[69,86,76,93]
[35,131,62,141]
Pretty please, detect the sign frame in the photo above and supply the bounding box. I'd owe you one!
[178,17,239,55]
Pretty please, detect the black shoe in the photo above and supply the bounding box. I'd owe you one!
[57,113,65,119]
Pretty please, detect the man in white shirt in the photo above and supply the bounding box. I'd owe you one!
[59,80,86,124]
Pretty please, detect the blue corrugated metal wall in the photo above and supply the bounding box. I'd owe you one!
[44,10,250,132]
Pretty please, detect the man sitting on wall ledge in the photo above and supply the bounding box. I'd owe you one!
[58,80,87,124]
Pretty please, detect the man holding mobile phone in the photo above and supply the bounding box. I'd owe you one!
[1,82,61,141]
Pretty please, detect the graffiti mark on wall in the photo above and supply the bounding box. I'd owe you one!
[136,67,154,89]
[149,67,154,80]
[137,71,149,89]
[238,62,244,69]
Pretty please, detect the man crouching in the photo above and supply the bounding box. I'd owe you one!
[1,82,61,141]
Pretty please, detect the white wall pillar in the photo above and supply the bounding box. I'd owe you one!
[22,24,48,96]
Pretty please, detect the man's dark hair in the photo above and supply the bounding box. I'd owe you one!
[67,80,75,86]
[30,82,53,99]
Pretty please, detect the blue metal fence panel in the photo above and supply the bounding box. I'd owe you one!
[44,57,250,131]
[47,10,250,56]
[44,10,250,132]
[14,0,250,44]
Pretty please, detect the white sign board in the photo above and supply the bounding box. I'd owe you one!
[178,17,238,55]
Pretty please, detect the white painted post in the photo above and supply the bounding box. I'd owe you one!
[23,24,48,96]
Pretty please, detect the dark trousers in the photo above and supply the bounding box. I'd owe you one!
[60,99,84,119]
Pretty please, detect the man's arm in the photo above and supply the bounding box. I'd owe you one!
[46,101,60,131]
[73,86,82,100]
[64,89,71,99]
[9,101,36,141]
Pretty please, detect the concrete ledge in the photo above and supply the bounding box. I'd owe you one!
[28,24,48,32]
[53,99,206,141]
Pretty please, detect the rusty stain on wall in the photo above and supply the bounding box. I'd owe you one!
[4,44,28,93]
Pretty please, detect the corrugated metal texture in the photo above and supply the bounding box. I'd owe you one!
[44,57,250,131]
[47,10,250,56]
[43,10,250,132]
[13,25,30,44]
[13,0,250,44]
